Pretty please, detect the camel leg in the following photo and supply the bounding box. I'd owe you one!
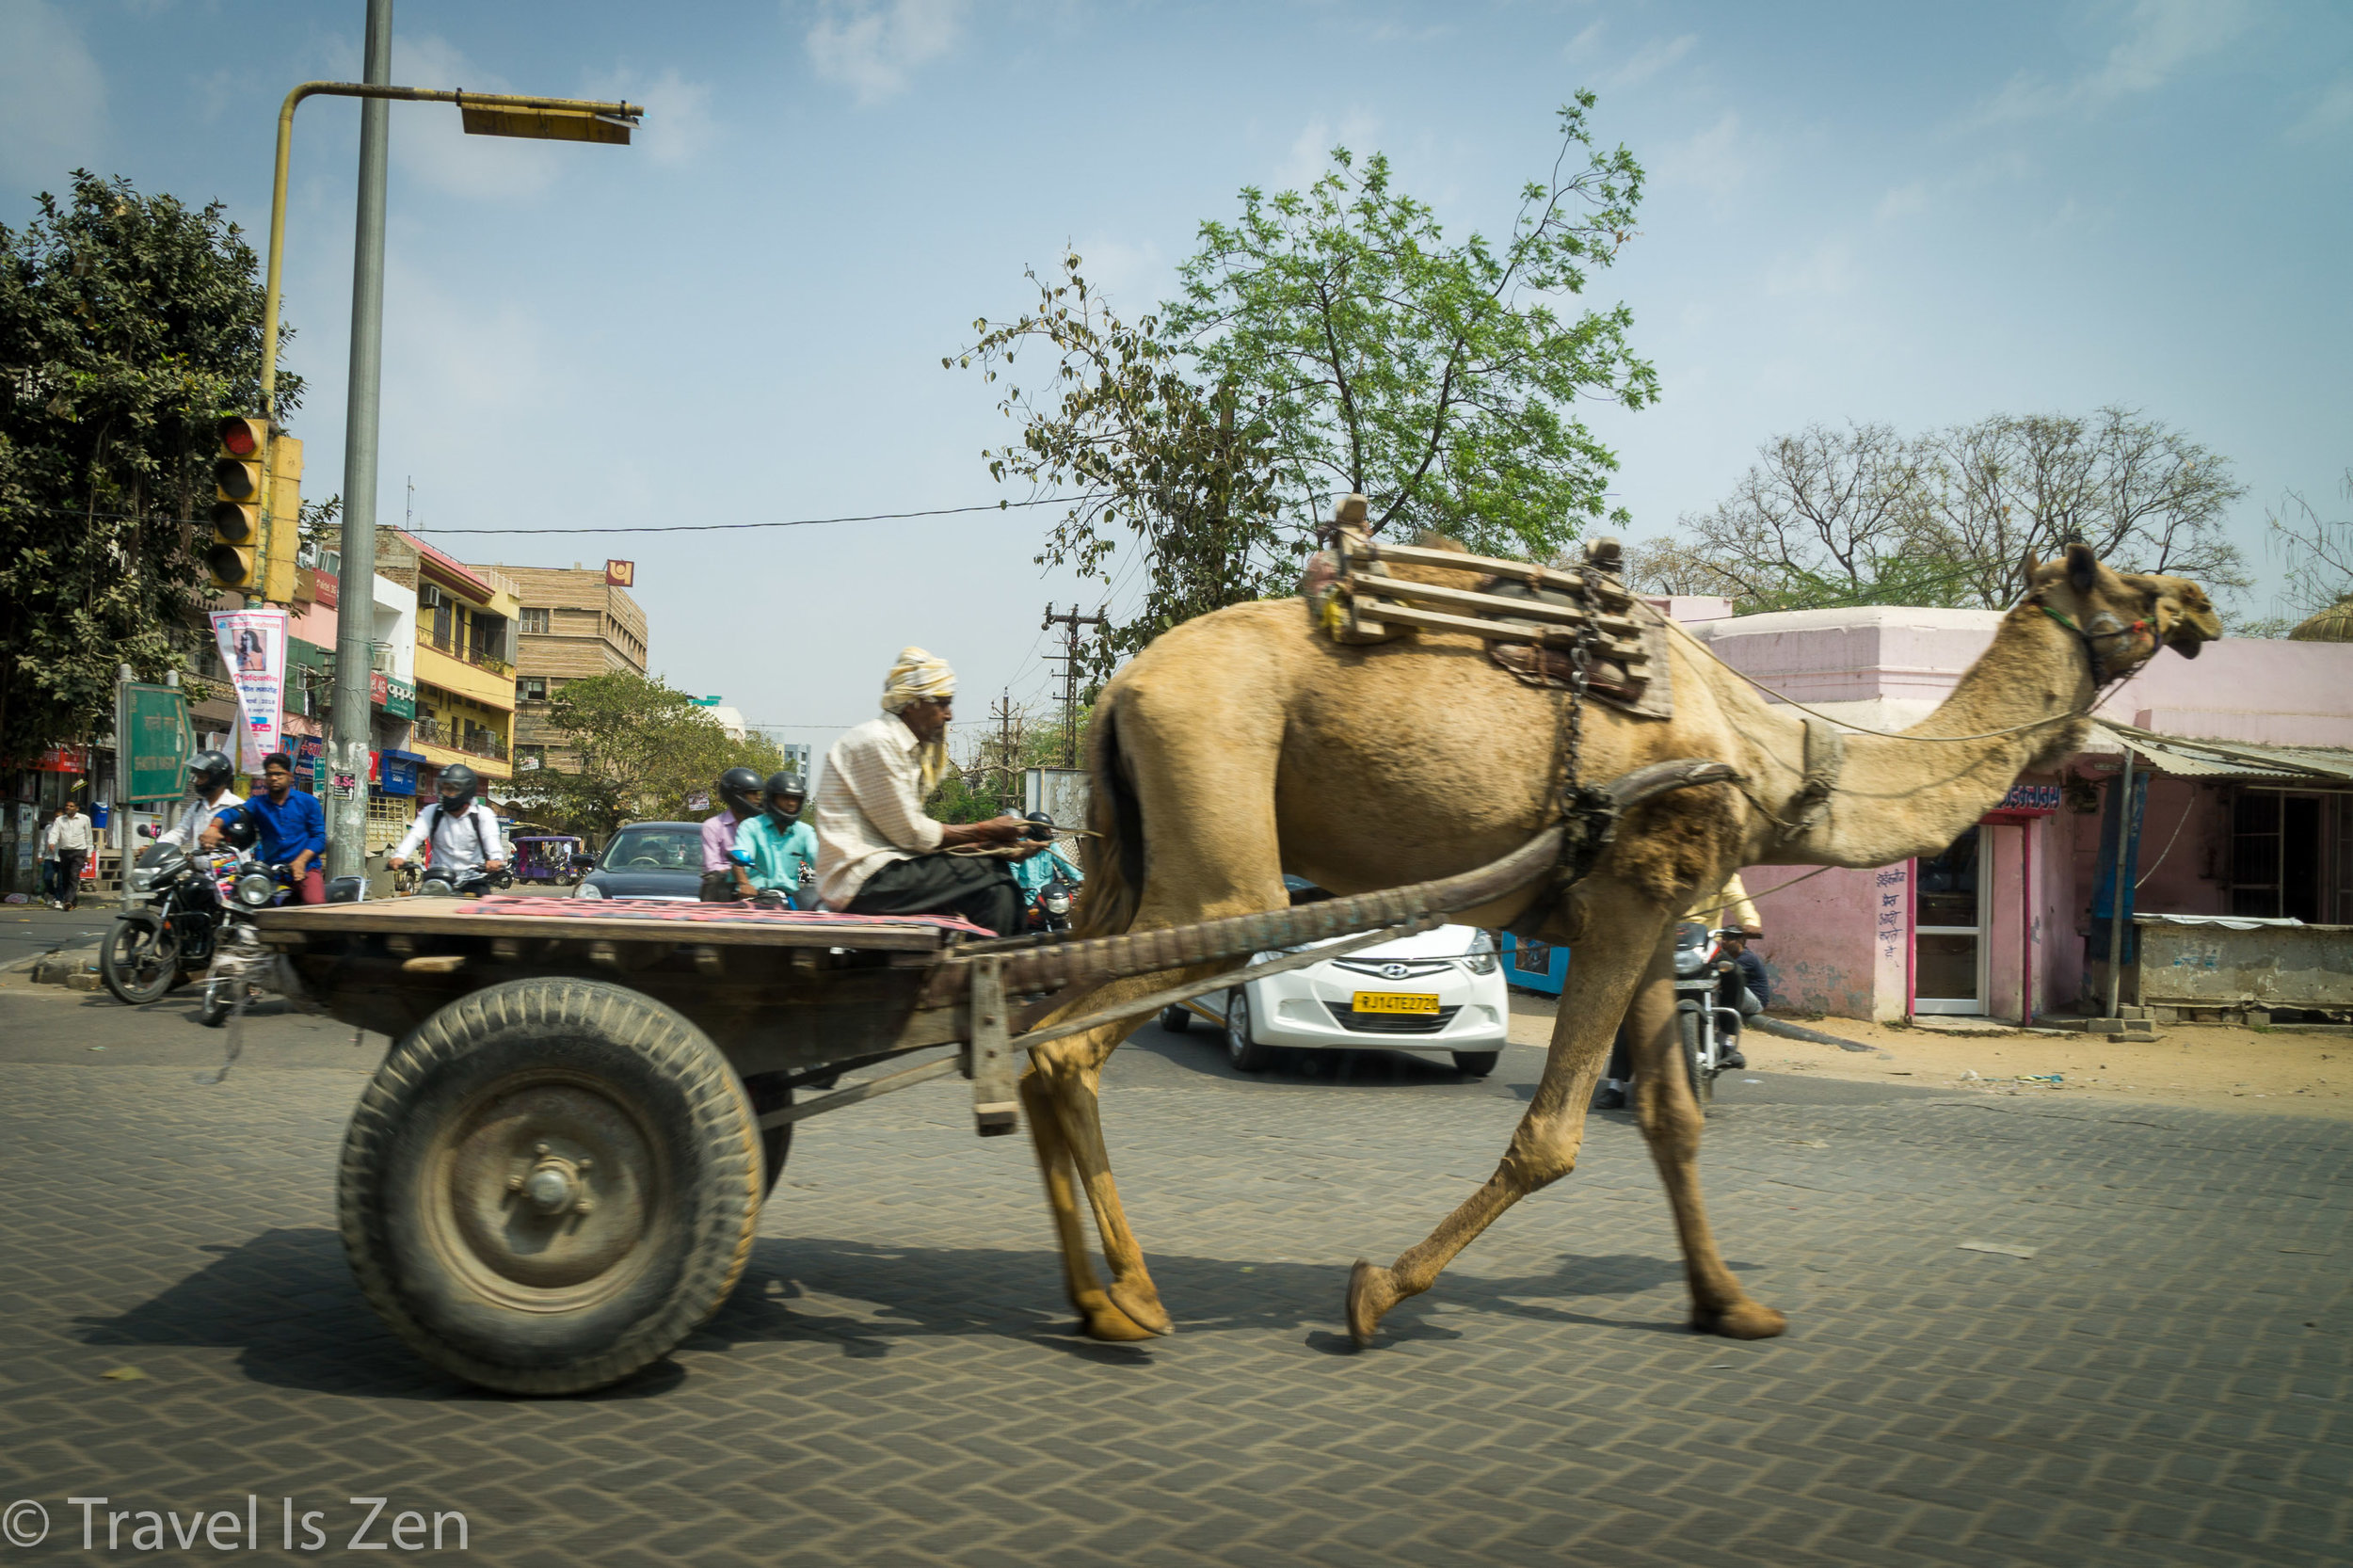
[1016,1066,1155,1341]
[1031,1000,1176,1336]
[1347,883,1663,1345]
[1625,950,1787,1340]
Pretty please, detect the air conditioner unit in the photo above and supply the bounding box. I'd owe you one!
[419,584,445,609]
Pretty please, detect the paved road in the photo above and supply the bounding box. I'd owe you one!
[0,902,118,968]
[0,984,2345,1566]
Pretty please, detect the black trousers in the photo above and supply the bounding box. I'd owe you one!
[56,849,87,907]
[846,853,1022,937]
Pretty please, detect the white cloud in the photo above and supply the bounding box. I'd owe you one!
[1652,111,1765,200]
[803,0,967,105]
[390,35,563,200]
[581,66,716,167]
[1563,20,1606,59]
[1876,181,1929,220]
[1279,111,1380,191]
[1766,239,1857,298]
[1609,33,1698,89]
[1970,0,2251,125]
[0,0,105,188]
[2287,75,2353,142]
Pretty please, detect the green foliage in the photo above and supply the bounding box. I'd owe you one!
[1631,410,2250,616]
[0,171,305,760]
[956,96,1656,675]
[514,671,783,840]
[931,698,1092,823]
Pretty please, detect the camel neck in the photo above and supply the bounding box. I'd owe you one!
[1902,599,2097,762]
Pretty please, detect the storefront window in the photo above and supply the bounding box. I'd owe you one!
[1914,827,1981,1011]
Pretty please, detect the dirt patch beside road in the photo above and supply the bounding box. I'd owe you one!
[1504,990,2351,1118]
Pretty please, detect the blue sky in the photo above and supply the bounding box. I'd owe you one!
[6,0,2349,762]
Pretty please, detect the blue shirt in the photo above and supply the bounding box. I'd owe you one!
[240,788,327,864]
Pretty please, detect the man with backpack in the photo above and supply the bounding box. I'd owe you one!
[386,763,509,888]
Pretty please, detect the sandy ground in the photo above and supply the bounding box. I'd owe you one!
[1502,991,2353,1119]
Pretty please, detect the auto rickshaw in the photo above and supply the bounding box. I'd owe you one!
[508,834,585,886]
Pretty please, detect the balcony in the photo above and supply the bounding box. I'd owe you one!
[411,715,508,762]
[424,632,514,679]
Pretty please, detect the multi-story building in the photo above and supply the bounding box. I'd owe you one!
[376,529,519,803]
[484,563,648,776]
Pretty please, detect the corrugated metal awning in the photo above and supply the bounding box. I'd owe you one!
[2096,722,2353,783]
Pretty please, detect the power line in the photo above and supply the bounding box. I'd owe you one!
[407,496,1082,536]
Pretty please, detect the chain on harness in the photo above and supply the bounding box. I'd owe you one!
[1550,557,1626,885]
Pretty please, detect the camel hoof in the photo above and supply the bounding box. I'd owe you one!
[1346,1258,1396,1347]
[1691,1299,1787,1340]
[1073,1291,1160,1343]
[1106,1279,1174,1336]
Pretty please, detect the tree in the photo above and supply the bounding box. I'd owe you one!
[1629,409,2250,615]
[2260,469,2352,633]
[515,672,783,840]
[957,94,1657,675]
[0,171,308,760]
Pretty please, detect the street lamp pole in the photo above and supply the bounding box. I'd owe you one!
[251,12,642,884]
[326,0,393,886]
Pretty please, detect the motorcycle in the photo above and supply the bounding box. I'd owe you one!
[100,827,230,1005]
[415,862,513,898]
[195,858,302,1028]
[1671,921,1748,1104]
[1025,872,1078,935]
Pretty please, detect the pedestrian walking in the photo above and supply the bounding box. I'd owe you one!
[42,799,94,911]
[36,812,59,904]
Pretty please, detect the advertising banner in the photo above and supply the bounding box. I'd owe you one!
[296,733,327,792]
[210,607,288,774]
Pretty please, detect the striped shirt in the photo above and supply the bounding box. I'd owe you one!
[813,714,943,907]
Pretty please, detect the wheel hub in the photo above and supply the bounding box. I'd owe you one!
[430,1079,661,1302]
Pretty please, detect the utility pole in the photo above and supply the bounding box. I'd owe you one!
[1041,604,1107,769]
[324,0,393,884]
[987,688,1028,813]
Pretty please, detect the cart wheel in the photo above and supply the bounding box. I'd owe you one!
[100,911,180,1005]
[338,977,762,1396]
[740,1072,793,1200]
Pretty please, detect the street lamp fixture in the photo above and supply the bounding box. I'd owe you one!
[257,82,644,418]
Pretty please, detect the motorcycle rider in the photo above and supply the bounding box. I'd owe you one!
[202,752,327,903]
[1010,810,1083,906]
[699,766,765,902]
[1595,872,1764,1110]
[734,772,817,906]
[160,750,241,852]
[386,763,510,888]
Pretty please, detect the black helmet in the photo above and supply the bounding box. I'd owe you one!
[188,749,234,794]
[1023,809,1055,842]
[438,763,479,812]
[762,771,806,823]
[213,805,260,852]
[718,766,763,818]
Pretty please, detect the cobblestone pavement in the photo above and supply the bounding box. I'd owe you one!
[0,989,2346,1567]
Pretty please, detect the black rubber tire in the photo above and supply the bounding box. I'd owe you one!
[197,974,236,1028]
[740,1072,794,1201]
[1225,990,1274,1073]
[1679,1004,1711,1105]
[100,911,179,1005]
[1159,1003,1193,1033]
[338,977,762,1396]
[1451,1050,1500,1078]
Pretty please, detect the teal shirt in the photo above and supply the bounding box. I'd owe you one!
[1012,844,1082,894]
[736,816,817,894]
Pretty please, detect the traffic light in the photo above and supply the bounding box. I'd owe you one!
[261,433,302,604]
[208,416,267,592]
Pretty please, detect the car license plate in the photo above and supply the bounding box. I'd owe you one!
[1351,991,1440,1015]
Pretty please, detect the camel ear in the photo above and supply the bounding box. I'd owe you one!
[2021,548,2041,585]
[2065,542,2098,593]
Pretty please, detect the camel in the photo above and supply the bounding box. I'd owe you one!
[1014,541,2219,1346]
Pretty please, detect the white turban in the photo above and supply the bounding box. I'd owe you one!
[881,647,955,792]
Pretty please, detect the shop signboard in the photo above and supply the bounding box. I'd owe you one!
[296,734,327,792]
[376,750,422,797]
[369,671,418,719]
[118,683,195,802]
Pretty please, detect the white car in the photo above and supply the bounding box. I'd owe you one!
[1163,900,1510,1078]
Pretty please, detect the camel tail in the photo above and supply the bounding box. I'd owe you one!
[1077,694,1145,937]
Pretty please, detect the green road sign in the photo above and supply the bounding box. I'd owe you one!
[120,683,195,802]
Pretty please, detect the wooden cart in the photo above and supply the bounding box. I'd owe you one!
[248,828,1575,1394]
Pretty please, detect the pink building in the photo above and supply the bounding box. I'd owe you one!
[1684,606,2353,1021]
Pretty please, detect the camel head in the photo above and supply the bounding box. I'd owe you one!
[2022,543,2221,681]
